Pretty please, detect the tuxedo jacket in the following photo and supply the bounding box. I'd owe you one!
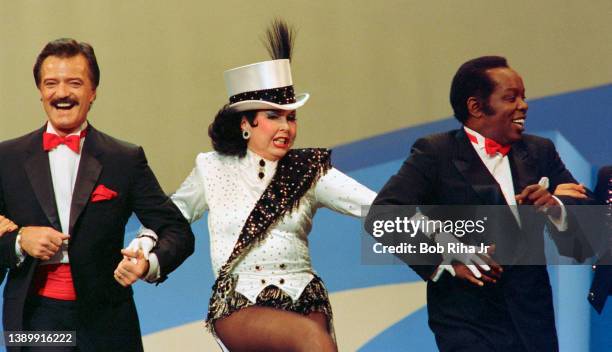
[0,125,194,351]
[369,129,589,352]
[589,165,612,313]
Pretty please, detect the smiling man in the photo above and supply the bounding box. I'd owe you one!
[368,56,591,351]
[0,38,194,351]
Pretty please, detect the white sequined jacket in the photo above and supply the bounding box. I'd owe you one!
[171,149,376,302]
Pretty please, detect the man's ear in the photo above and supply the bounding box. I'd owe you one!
[467,97,484,119]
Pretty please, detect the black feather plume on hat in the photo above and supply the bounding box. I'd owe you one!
[264,19,295,61]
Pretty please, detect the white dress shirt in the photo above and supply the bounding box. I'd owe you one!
[16,122,86,264]
[168,149,376,302]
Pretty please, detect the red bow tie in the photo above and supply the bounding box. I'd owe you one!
[466,131,511,156]
[43,130,88,154]
[484,138,511,156]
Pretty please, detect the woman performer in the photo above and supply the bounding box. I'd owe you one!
[126,20,375,351]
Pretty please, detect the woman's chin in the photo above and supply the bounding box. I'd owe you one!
[269,147,290,160]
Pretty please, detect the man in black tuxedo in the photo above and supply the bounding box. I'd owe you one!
[0,38,194,351]
[368,56,590,351]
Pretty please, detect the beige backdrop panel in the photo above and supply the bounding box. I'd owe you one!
[1,0,611,191]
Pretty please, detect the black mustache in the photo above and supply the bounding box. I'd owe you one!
[51,97,78,107]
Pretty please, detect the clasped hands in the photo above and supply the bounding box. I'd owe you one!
[114,236,156,287]
[515,178,587,217]
[0,215,155,287]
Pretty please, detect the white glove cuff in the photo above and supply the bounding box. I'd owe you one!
[137,228,158,242]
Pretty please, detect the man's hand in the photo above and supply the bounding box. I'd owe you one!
[515,183,561,218]
[554,183,587,199]
[451,249,503,287]
[125,236,156,261]
[434,233,502,286]
[19,226,69,260]
[0,215,17,236]
[114,249,150,287]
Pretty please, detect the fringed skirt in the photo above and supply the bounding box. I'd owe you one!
[206,275,334,338]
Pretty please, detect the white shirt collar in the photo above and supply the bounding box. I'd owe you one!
[243,149,278,168]
[463,126,486,150]
[238,149,279,183]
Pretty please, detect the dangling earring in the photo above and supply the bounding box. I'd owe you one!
[242,130,251,140]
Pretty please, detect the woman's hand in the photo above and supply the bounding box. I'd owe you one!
[0,215,18,237]
[554,183,587,199]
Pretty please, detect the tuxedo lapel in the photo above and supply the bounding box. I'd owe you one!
[24,127,62,231]
[508,141,539,194]
[69,127,102,236]
[507,141,542,233]
[452,130,507,205]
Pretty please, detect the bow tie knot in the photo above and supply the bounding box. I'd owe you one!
[466,131,511,156]
[484,138,511,156]
[43,130,87,153]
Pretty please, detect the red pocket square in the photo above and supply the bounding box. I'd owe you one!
[91,184,118,202]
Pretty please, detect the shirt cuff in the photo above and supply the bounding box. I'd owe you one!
[15,234,26,267]
[548,196,568,232]
[137,227,159,241]
[144,253,161,282]
[431,265,453,282]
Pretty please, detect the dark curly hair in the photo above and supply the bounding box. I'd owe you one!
[208,105,258,156]
[33,38,100,89]
[449,56,508,123]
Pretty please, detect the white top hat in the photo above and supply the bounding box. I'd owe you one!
[224,59,309,112]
